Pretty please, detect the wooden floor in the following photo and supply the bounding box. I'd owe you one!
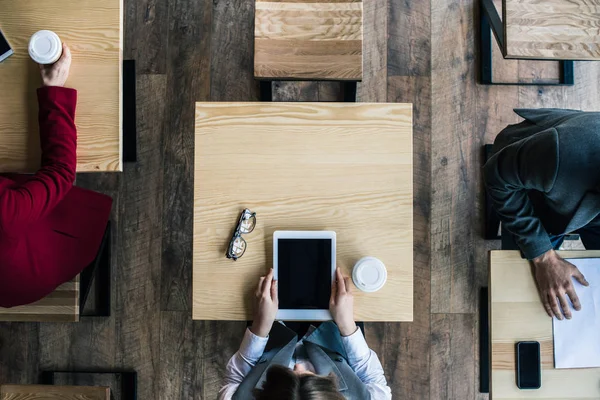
[1,0,600,399]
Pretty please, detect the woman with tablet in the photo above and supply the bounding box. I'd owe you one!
[219,268,392,400]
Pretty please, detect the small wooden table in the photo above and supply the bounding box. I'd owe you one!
[193,102,413,321]
[0,276,80,322]
[0,384,109,400]
[0,0,123,173]
[489,250,600,399]
[254,0,363,80]
[503,0,600,60]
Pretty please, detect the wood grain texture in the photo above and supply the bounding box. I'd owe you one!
[0,385,109,400]
[124,0,168,74]
[388,0,430,76]
[357,0,386,102]
[431,0,477,314]
[193,102,413,321]
[504,0,600,60]
[161,0,212,311]
[51,374,122,400]
[490,250,600,399]
[0,0,123,173]
[254,0,363,80]
[0,278,79,322]
[431,314,475,400]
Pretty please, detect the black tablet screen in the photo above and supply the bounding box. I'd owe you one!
[278,239,332,310]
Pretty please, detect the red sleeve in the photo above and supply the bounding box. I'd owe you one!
[0,86,77,236]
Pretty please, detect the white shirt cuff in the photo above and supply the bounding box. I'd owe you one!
[341,327,371,363]
[239,328,269,363]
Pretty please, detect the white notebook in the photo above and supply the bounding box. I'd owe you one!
[553,258,600,369]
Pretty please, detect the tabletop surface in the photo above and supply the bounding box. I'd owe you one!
[193,102,413,321]
[0,385,109,400]
[503,0,600,60]
[489,250,600,399]
[0,0,122,173]
[254,0,363,80]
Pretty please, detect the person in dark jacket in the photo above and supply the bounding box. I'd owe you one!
[0,44,112,308]
[484,108,600,320]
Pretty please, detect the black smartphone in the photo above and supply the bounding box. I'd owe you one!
[516,341,541,389]
[0,29,13,63]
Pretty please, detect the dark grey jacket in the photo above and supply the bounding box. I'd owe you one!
[484,108,600,259]
[232,322,370,400]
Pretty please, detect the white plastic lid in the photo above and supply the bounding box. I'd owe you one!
[352,257,387,293]
[29,30,62,65]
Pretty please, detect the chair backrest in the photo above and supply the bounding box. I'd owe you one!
[0,384,109,400]
[0,275,80,322]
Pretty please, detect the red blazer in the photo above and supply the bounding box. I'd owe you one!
[0,87,112,308]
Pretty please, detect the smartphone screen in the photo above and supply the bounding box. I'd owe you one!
[0,29,13,62]
[517,341,541,389]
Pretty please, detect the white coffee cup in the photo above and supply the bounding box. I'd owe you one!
[352,257,387,293]
[29,30,62,65]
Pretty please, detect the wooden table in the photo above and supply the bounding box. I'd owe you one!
[0,0,123,173]
[0,385,109,400]
[193,102,412,321]
[0,276,79,322]
[503,0,600,60]
[489,250,600,399]
[254,0,363,80]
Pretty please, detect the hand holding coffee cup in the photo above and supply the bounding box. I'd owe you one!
[39,43,71,87]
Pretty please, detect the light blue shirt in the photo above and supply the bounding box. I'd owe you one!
[219,326,392,399]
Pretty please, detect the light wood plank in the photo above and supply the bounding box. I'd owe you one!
[490,250,600,399]
[254,0,363,80]
[0,276,79,322]
[193,102,413,321]
[0,385,109,400]
[0,0,122,173]
[504,0,600,60]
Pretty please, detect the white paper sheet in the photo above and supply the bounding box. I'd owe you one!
[553,258,600,369]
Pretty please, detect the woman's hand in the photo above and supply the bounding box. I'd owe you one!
[250,269,278,338]
[330,267,357,336]
[40,43,72,87]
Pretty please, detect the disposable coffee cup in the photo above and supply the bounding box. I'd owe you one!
[352,257,387,293]
[29,30,62,65]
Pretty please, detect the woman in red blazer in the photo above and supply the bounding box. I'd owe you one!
[0,44,112,308]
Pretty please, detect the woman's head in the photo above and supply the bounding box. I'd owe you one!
[254,365,345,400]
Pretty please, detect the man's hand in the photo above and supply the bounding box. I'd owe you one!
[330,267,357,336]
[40,43,72,87]
[532,249,589,320]
[250,269,278,338]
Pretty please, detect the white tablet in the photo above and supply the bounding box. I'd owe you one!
[273,230,336,321]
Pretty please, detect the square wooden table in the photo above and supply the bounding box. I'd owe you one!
[0,0,122,173]
[193,102,412,321]
[254,0,363,80]
[503,0,600,60]
[489,250,600,399]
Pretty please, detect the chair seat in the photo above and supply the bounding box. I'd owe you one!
[0,384,109,400]
[254,0,363,81]
[0,276,79,322]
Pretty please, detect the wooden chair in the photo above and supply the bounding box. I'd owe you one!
[254,0,363,100]
[0,384,109,400]
[0,222,111,322]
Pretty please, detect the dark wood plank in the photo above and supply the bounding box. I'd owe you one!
[161,0,212,311]
[358,0,386,102]
[211,0,260,101]
[430,0,477,314]
[386,74,432,398]
[124,0,169,74]
[388,0,430,76]
[0,322,39,384]
[430,314,475,400]
[273,82,319,101]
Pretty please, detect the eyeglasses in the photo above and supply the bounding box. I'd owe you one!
[226,209,257,261]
